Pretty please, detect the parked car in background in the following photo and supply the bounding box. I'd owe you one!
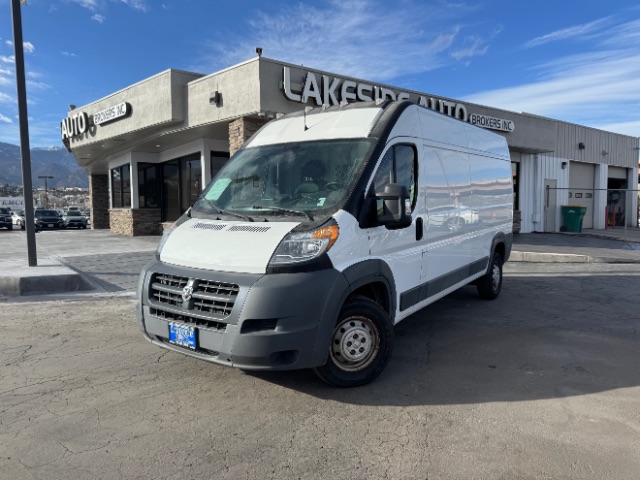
[62,210,88,229]
[0,207,12,230]
[11,210,24,226]
[34,209,64,230]
[20,216,41,232]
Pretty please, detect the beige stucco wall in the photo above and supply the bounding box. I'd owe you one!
[63,69,203,165]
[187,59,262,126]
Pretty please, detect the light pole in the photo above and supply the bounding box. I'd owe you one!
[38,175,54,208]
[11,0,37,266]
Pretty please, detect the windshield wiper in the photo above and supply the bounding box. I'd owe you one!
[252,205,314,222]
[199,200,253,222]
[216,207,253,222]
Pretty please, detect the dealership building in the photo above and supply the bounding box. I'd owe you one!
[61,56,639,236]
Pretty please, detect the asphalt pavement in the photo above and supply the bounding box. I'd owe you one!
[1,226,640,298]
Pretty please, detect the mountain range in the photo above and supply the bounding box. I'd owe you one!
[0,141,88,189]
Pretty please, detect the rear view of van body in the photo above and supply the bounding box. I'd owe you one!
[137,100,513,387]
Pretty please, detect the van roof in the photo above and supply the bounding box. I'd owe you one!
[245,100,509,160]
[246,102,385,147]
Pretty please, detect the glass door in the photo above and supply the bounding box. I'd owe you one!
[181,157,202,214]
[162,162,180,222]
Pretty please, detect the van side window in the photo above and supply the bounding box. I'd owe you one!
[372,144,417,210]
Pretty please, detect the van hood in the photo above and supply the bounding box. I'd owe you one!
[160,218,300,274]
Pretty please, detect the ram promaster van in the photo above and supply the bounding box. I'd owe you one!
[137,100,513,387]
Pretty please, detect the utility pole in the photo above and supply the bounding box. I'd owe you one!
[38,175,54,208]
[11,0,37,266]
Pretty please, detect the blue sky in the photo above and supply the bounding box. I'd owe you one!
[0,0,639,148]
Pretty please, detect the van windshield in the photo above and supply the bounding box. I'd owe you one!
[192,139,373,221]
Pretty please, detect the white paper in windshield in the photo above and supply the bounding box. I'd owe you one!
[206,178,232,201]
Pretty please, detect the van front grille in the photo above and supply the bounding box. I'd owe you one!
[150,273,239,320]
[149,307,226,331]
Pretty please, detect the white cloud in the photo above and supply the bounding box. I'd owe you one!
[0,92,12,103]
[0,55,15,64]
[450,35,488,60]
[92,14,106,23]
[464,17,640,136]
[198,0,494,82]
[0,113,12,123]
[593,120,640,138]
[61,51,78,57]
[120,0,148,12]
[70,0,101,10]
[70,0,148,13]
[27,80,50,90]
[4,41,35,54]
[524,18,612,48]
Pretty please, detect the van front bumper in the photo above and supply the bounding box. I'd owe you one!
[137,259,348,371]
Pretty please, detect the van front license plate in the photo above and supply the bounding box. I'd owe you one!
[169,323,196,349]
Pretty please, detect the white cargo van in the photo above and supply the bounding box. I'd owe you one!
[137,100,513,387]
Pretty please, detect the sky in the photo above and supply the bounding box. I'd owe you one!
[0,0,639,148]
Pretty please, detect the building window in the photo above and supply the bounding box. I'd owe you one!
[511,162,520,210]
[181,156,202,213]
[160,154,203,222]
[210,151,230,179]
[111,164,131,208]
[138,163,159,208]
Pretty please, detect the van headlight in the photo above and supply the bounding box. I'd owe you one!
[269,224,339,265]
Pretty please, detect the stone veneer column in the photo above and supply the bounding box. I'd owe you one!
[229,117,269,156]
[109,208,162,236]
[89,174,109,229]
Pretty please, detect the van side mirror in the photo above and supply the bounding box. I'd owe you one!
[376,183,412,229]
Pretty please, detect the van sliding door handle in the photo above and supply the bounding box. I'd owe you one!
[415,217,423,241]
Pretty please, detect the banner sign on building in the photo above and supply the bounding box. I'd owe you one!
[281,67,515,133]
[93,102,130,126]
[0,197,25,209]
[61,102,131,141]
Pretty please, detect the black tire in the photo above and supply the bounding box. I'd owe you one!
[313,296,394,388]
[7,224,12,230]
[477,252,503,300]
[20,223,25,230]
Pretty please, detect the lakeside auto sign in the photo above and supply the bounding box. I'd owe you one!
[282,67,515,133]
[60,102,131,141]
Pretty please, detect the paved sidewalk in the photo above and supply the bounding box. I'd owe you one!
[512,230,640,264]
[0,229,158,297]
[1,227,640,298]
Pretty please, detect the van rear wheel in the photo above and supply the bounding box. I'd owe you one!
[477,252,503,300]
[313,296,393,388]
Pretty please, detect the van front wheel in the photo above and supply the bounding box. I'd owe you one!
[477,252,503,300]
[314,296,393,388]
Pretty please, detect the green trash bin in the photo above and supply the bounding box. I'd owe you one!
[561,205,587,232]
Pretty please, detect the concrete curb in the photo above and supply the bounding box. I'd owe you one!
[510,251,640,264]
[0,258,97,298]
[0,273,95,297]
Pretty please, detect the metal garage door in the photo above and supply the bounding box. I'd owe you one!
[569,161,594,229]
